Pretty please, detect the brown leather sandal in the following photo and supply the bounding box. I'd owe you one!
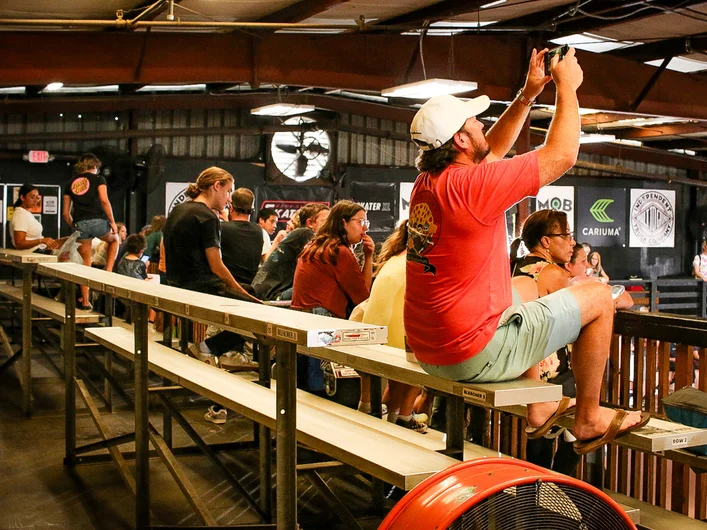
[573,410,651,455]
[525,396,575,440]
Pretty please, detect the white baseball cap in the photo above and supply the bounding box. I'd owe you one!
[410,94,491,151]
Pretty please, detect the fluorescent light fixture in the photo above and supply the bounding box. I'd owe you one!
[250,103,315,116]
[47,85,120,94]
[551,33,639,53]
[646,56,707,73]
[276,28,346,34]
[481,0,506,8]
[610,138,642,147]
[669,148,696,156]
[579,133,616,144]
[402,20,496,36]
[44,82,63,91]
[136,84,206,93]
[0,86,26,95]
[535,104,601,116]
[598,116,690,129]
[382,79,477,99]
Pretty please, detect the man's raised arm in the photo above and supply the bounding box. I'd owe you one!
[485,48,552,161]
[536,47,584,187]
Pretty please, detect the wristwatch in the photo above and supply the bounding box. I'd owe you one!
[515,89,535,107]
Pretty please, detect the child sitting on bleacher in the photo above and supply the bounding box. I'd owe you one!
[115,234,149,280]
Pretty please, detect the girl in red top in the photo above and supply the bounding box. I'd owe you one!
[292,200,374,318]
[292,200,374,393]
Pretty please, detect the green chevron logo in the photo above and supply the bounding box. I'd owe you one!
[590,199,614,223]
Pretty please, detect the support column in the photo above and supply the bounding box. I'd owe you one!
[257,340,273,521]
[21,266,32,416]
[275,340,297,530]
[64,280,77,466]
[133,301,151,529]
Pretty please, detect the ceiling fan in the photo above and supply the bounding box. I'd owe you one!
[271,117,330,182]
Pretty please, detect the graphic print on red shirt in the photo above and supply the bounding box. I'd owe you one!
[407,190,442,275]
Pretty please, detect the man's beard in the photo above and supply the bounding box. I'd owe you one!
[471,139,491,164]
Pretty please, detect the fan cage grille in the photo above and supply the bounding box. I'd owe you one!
[448,479,632,530]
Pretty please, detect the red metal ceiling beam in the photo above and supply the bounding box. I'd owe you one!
[0,32,706,120]
[616,123,707,140]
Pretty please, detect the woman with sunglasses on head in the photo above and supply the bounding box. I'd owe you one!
[292,200,374,392]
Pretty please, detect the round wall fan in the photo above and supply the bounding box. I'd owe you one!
[271,116,330,182]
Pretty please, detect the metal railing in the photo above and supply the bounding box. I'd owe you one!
[614,278,707,318]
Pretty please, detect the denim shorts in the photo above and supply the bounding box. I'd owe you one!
[419,287,582,383]
[75,218,110,240]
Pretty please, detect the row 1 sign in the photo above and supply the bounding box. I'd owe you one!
[534,186,676,248]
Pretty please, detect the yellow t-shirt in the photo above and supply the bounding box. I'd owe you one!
[361,253,406,349]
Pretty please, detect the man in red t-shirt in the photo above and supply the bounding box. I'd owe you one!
[404,48,647,453]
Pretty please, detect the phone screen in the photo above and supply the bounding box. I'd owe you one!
[141,255,150,263]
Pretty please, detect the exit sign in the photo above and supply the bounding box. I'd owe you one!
[28,150,49,163]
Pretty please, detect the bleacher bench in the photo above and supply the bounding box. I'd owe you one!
[85,325,461,491]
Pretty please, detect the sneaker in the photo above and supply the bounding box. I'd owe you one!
[396,415,428,434]
[358,402,388,416]
[412,412,429,425]
[218,350,258,371]
[77,302,93,311]
[188,344,220,368]
[204,405,227,424]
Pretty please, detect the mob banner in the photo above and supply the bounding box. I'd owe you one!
[350,181,397,240]
[256,185,333,231]
[576,187,626,247]
[533,185,575,232]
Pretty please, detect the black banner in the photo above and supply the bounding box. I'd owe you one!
[255,185,333,231]
[576,187,626,247]
[350,181,397,241]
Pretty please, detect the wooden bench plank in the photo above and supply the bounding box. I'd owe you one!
[495,403,707,453]
[84,326,459,490]
[0,283,102,324]
[606,491,707,529]
[0,249,57,264]
[301,343,562,407]
[39,263,387,348]
[284,384,503,461]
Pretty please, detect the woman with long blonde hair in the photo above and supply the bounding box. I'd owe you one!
[163,167,260,424]
[357,220,428,431]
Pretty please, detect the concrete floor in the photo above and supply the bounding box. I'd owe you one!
[0,335,384,529]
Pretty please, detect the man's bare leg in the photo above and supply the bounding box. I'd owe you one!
[566,281,643,439]
[513,277,577,428]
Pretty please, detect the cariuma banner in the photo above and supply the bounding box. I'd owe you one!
[576,187,626,247]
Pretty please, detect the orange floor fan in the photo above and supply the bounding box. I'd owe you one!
[379,458,636,530]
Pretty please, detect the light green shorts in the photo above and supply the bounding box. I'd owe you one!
[419,287,582,383]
